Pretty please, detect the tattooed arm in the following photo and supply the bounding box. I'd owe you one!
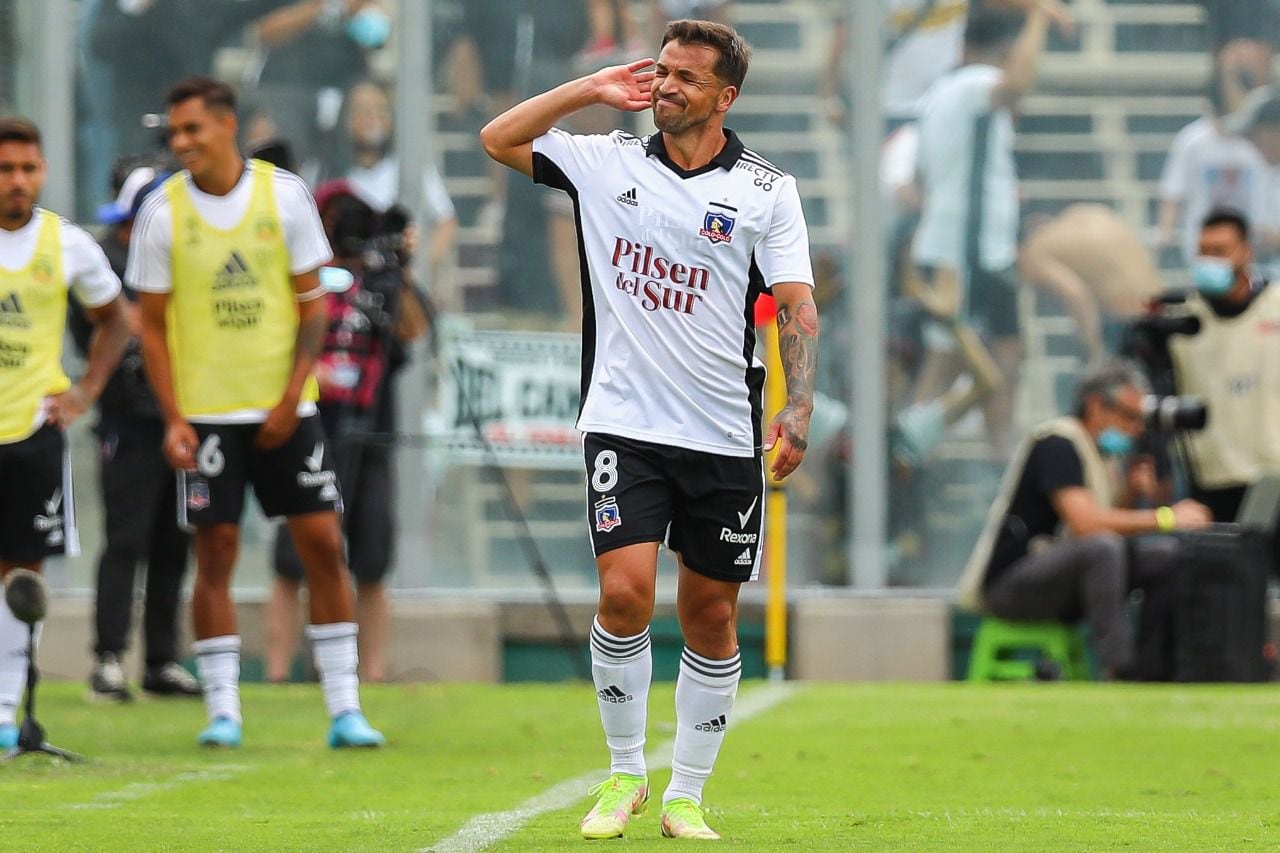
[255,268,329,450]
[765,283,820,480]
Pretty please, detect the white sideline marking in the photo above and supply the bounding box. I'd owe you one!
[67,764,248,811]
[423,683,799,853]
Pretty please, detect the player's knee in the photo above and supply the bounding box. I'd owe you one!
[680,596,736,639]
[196,527,238,572]
[598,573,653,627]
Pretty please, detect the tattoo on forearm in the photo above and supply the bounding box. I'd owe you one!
[776,299,819,450]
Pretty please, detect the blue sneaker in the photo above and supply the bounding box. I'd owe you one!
[197,717,242,748]
[327,711,385,748]
[0,723,17,750]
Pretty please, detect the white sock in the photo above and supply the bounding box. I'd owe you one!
[590,617,652,777]
[0,600,39,727]
[665,647,742,805]
[307,622,360,718]
[193,635,241,724]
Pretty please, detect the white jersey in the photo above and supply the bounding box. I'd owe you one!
[913,64,1019,272]
[0,209,120,307]
[127,159,332,295]
[532,127,814,457]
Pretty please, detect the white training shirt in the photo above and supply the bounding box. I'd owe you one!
[1159,116,1272,265]
[532,127,814,457]
[346,156,457,223]
[126,160,332,423]
[913,64,1019,273]
[0,209,121,307]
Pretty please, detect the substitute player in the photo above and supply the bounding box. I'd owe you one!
[0,118,129,747]
[482,19,818,841]
[131,78,383,749]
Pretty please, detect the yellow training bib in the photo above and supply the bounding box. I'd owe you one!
[165,160,318,418]
[0,210,70,444]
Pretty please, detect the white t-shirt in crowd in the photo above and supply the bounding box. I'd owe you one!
[0,209,121,307]
[913,64,1018,273]
[127,160,332,423]
[532,127,814,457]
[345,156,457,224]
[883,0,968,120]
[1159,116,1271,264]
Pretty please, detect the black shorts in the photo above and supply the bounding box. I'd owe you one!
[0,425,75,563]
[178,415,341,528]
[966,265,1021,340]
[584,433,764,583]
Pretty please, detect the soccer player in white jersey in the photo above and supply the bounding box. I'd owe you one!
[130,77,383,749]
[0,118,129,747]
[482,19,819,841]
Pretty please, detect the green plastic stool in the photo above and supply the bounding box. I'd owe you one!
[966,618,1091,681]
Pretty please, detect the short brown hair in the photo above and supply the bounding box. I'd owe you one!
[0,117,41,149]
[661,20,752,90]
[166,76,237,113]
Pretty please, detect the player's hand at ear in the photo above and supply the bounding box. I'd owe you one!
[592,58,656,113]
[255,401,300,450]
[764,406,810,481]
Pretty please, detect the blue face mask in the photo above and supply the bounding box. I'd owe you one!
[1190,255,1235,296]
[1097,427,1133,457]
[346,7,391,50]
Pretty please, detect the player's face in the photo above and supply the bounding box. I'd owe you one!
[0,141,45,227]
[168,97,238,180]
[651,41,736,135]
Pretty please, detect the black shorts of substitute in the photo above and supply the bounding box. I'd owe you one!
[0,425,73,562]
[584,433,764,583]
[966,265,1021,340]
[179,415,341,527]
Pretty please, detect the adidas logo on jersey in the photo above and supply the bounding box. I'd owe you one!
[695,714,727,733]
[213,251,258,291]
[597,684,634,703]
[615,187,639,207]
[734,549,753,567]
[0,291,30,329]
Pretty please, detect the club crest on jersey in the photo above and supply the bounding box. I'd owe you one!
[594,497,622,533]
[699,209,735,244]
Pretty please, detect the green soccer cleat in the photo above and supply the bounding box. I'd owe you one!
[580,772,649,840]
[660,797,721,840]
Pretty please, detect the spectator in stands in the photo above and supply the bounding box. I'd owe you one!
[1018,204,1165,365]
[820,0,1072,130]
[342,81,458,287]
[1200,0,1280,113]
[245,0,391,181]
[266,182,429,684]
[1157,69,1272,267]
[957,360,1211,679]
[894,3,1070,467]
[72,163,200,701]
[1162,208,1280,525]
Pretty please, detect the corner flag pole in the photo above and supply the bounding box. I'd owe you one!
[761,315,788,682]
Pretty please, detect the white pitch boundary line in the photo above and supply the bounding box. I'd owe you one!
[423,682,799,853]
[66,764,250,811]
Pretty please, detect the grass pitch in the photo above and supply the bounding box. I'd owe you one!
[1,681,1278,851]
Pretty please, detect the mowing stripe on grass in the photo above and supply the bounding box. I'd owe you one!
[67,764,249,811]
[423,682,798,853]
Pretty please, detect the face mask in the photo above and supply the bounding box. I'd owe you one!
[346,7,391,50]
[1096,427,1133,457]
[1190,255,1235,296]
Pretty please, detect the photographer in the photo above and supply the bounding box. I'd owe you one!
[266,180,428,683]
[958,361,1211,679]
[1162,208,1280,524]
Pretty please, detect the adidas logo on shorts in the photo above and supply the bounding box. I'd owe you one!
[597,684,634,703]
[695,714,727,733]
[734,548,752,567]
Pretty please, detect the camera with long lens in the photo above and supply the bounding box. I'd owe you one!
[328,196,410,333]
[1123,291,1201,398]
[1143,394,1208,433]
